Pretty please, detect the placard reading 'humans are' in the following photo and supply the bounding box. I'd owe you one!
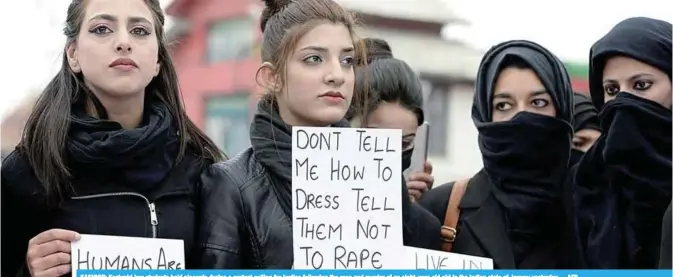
[292,127,403,270]
[403,246,494,269]
[71,234,184,276]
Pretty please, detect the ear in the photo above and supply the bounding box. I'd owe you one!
[256,62,280,92]
[66,42,81,73]
[154,62,160,77]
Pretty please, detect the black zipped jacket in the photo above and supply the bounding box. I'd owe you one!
[1,150,210,276]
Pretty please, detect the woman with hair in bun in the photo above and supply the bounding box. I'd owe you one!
[418,40,581,269]
[574,17,672,268]
[570,92,601,164]
[348,38,435,202]
[195,0,442,268]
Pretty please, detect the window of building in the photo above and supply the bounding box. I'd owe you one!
[422,80,449,157]
[206,18,254,63]
[204,93,251,157]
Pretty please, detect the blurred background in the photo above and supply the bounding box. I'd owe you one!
[0,0,670,185]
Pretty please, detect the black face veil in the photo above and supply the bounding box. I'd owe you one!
[471,40,575,264]
[575,17,672,268]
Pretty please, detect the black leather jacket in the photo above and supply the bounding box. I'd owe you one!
[196,148,442,268]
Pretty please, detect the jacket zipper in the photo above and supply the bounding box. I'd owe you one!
[71,192,159,238]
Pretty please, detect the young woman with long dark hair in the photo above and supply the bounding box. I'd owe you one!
[1,0,224,276]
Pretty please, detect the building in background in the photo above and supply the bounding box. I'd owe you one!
[166,0,261,158]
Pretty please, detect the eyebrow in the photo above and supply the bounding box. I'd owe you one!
[493,90,547,99]
[88,14,151,25]
[402,133,416,139]
[299,46,355,53]
[603,73,656,84]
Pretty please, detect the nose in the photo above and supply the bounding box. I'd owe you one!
[114,32,132,53]
[518,102,531,113]
[324,58,346,87]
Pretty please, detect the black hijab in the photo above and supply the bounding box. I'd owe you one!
[67,101,179,192]
[472,40,574,264]
[589,17,672,110]
[573,93,601,132]
[570,93,601,164]
[575,17,672,268]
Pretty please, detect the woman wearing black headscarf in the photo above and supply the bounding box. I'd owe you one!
[570,93,601,165]
[574,17,672,269]
[418,40,580,268]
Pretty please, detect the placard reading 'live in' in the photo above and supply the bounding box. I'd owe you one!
[292,127,402,269]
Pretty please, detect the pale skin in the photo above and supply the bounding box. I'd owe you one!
[66,0,160,129]
[492,67,557,122]
[366,102,434,202]
[602,56,672,109]
[28,0,161,276]
[258,23,356,127]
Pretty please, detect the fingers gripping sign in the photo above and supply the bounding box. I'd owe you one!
[27,229,81,277]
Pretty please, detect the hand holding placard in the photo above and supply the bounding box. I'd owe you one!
[26,229,81,277]
[70,234,184,276]
[292,127,403,270]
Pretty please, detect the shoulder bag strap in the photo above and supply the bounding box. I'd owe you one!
[440,178,470,252]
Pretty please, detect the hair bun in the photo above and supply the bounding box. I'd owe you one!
[260,0,292,31]
[360,38,393,64]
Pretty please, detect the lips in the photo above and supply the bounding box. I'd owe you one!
[319,91,344,99]
[109,58,138,68]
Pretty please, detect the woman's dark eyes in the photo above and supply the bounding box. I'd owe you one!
[634,80,652,90]
[494,102,511,111]
[90,26,150,36]
[603,80,652,95]
[131,27,150,36]
[91,26,112,34]
[604,84,620,95]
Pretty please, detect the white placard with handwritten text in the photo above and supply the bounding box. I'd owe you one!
[403,246,493,269]
[71,234,184,276]
[292,127,403,269]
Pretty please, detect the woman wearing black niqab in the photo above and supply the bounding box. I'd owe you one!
[419,40,580,269]
[570,93,601,165]
[574,17,672,269]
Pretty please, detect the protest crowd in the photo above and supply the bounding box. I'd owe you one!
[1,0,672,275]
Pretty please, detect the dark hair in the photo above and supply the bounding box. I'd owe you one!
[356,38,392,65]
[19,0,225,202]
[258,0,368,113]
[349,38,424,126]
